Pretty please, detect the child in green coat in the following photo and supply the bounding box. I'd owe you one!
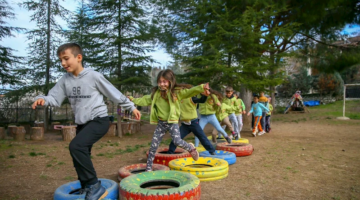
[129,69,209,171]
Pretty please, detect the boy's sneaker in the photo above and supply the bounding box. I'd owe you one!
[85,181,108,200]
[188,143,199,161]
[258,131,265,136]
[252,132,256,137]
[210,151,216,155]
[225,136,232,144]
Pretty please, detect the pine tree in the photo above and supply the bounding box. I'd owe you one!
[0,0,25,87]
[64,0,101,68]
[86,0,157,93]
[21,0,69,130]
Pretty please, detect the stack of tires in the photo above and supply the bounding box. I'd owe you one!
[169,157,229,181]
[119,171,201,200]
[146,147,191,166]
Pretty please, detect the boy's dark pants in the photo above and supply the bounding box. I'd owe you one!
[168,119,215,154]
[70,116,110,188]
[265,115,271,132]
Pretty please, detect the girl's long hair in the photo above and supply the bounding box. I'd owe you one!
[151,69,191,102]
[209,88,223,103]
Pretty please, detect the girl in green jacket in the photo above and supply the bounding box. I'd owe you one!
[129,69,209,171]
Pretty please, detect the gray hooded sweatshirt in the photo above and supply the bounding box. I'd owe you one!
[35,68,135,124]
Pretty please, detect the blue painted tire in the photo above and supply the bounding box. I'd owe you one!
[199,150,236,165]
[53,178,118,200]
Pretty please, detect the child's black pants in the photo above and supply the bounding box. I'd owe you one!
[69,116,110,187]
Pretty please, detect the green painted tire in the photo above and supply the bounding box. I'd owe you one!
[119,170,201,200]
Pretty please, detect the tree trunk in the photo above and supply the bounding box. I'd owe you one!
[44,0,52,132]
[105,122,117,137]
[30,127,44,140]
[7,125,17,137]
[61,126,76,141]
[117,105,123,138]
[13,126,26,141]
[121,121,141,135]
[240,85,253,126]
[0,127,5,139]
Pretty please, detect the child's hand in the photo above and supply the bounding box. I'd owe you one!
[201,89,210,96]
[216,102,221,106]
[247,112,251,116]
[203,83,210,91]
[243,111,246,114]
[132,109,141,120]
[32,98,45,109]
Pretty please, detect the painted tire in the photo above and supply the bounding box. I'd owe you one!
[216,143,254,157]
[119,170,201,200]
[118,163,170,181]
[199,150,236,165]
[196,146,206,152]
[231,138,249,144]
[54,178,118,200]
[169,157,229,182]
[199,173,228,182]
[146,147,191,166]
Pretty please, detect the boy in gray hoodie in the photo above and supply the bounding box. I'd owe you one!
[32,43,141,200]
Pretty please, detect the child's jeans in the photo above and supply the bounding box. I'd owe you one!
[228,113,239,135]
[253,116,263,133]
[212,116,233,142]
[195,114,228,147]
[265,115,271,132]
[147,120,193,171]
[235,114,243,138]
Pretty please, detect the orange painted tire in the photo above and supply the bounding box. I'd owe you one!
[216,143,254,157]
[118,163,170,181]
[119,171,201,200]
[146,147,191,166]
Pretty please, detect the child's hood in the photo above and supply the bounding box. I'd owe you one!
[68,68,92,78]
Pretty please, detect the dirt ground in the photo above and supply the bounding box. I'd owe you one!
[1,104,360,200]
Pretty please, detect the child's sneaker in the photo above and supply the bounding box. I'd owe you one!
[258,131,265,136]
[188,143,199,161]
[252,131,256,137]
[225,136,232,144]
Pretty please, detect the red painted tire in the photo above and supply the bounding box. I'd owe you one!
[119,171,201,200]
[216,143,254,157]
[146,147,191,166]
[118,163,170,181]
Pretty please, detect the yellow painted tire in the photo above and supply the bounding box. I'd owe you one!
[182,167,228,178]
[199,173,228,182]
[169,157,229,181]
[225,138,249,144]
[196,146,206,152]
[169,157,228,172]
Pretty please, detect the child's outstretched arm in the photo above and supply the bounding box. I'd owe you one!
[178,83,209,100]
[259,103,270,113]
[95,74,141,120]
[129,95,152,106]
[32,76,67,109]
[247,105,254,116]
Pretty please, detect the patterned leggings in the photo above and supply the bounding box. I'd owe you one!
[146,120,193,171]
